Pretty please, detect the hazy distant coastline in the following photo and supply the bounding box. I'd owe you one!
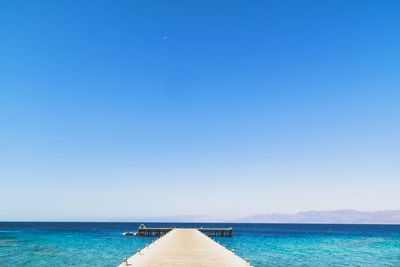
[117,210,400,224]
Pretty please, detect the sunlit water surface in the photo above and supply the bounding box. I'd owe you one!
[1,222,399,266]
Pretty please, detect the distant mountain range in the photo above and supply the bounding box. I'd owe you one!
[235,210,400,224]
[122,210,400,224]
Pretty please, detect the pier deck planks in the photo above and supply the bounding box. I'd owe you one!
[118,228,250,267]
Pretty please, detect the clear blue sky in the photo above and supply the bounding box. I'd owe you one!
[1,0,399,221]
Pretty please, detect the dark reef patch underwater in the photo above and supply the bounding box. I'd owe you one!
[1,222,400,266]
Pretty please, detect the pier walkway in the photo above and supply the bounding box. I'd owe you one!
[118,228,251,267]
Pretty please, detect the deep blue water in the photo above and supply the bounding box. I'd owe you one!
[1,222,399,266]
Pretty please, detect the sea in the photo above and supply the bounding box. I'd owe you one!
[0,222,399,266]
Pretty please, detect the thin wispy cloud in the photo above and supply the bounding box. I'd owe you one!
[50,137,65,142]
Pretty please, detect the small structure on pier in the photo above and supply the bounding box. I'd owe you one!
[200,227,233,237]
[123,224,233,237]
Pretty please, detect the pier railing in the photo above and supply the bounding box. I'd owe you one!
[123,227,233,237]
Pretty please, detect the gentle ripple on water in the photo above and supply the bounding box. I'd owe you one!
[0,222,400,266]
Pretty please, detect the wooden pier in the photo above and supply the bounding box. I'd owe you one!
[124,227,172,237]
[124,225,233,237]
[118,228,251,267]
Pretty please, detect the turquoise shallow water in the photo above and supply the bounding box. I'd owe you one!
[1,222,399,266]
